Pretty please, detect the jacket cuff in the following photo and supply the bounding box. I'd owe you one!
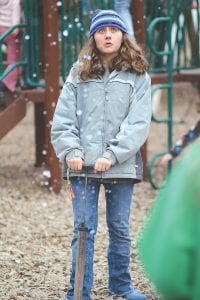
[102,150,117,165]
[65,149,84,162]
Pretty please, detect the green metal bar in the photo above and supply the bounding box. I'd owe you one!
[0,24,27,79]
[22,0,29,83]
[33,0,40,82]
[150,67,172,73]
[30,0,35,78]
[79,3,85,49]
[61,0,67,80]
[74,2,79,60]
[66,1,73,76]
[0,61,26,81]
[0,0,59,88]
[0,24,26,42]
[197,0,200,65]
[22,0,44,87]
[147,17,171,56]
[164,0,173,176]
[147,152,168,189]
[151,84,172,123]
[108,0,114,9]
[189,6,195,66]
[146,0,200,71]
[147,0,174,189]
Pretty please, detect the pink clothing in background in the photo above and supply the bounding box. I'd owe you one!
[0,27,20,92]
[0,0,21,27]
[0,0,21,92]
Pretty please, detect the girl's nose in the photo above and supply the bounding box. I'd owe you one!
[105,28,111,38]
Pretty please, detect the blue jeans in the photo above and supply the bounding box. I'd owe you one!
[114,0,135,39]
[66,177,134,300]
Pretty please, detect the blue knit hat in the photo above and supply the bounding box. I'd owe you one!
[89,9,128,37]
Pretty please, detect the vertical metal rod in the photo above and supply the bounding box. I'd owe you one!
[74,172,88,300]
[166,0,173,172]
[74,226,88,300]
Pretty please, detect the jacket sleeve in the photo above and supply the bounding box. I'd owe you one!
[169,119,200,158]
[51,70,84,162]
[12,0,21,26]
[103,73,152,164]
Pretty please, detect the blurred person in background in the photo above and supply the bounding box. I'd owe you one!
[139,138,200,300]
[161,119,200,164]
[114,0,135,39]
[0,0,21,109]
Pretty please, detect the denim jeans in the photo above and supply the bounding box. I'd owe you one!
[66,177,134,300]
[114,0,135,39]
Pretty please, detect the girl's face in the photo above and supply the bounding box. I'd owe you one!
[94,26,123,63]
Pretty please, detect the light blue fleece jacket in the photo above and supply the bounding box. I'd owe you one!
[51,65,152,181]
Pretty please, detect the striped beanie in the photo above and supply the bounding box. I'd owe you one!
[89,9,128,37]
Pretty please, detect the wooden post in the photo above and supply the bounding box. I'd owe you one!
[131,0,148,180]
[131,0,146,48]
[34,102,46,167]
[42,0,61,193]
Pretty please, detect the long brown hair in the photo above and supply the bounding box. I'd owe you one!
[77,34,149,81]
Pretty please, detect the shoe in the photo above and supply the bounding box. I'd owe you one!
[123,289,147,300]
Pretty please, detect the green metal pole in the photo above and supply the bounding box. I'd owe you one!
[166,0,173,171]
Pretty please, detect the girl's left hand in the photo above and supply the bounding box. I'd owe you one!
[12,28,19,37]
[94,157,111,172]
[160,153,173,165]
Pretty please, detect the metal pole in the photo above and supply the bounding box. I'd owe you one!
[74,226,88,300]
[74,171,89,299]
[42,0,61,193]
[166,0,173,172]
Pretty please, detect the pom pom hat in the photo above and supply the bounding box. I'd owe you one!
[89,9,128,37]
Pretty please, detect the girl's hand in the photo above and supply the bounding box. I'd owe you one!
[161,153,173,165]
[12,28,19,37]
[67,157,83,171]
[94,157,111,172]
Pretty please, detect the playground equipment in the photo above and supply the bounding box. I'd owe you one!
[139,139,200,299]
[0,0,61,193]
[0,0,200,193]
[146,0,200,188]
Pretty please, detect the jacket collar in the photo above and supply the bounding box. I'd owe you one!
[78,68,127,83]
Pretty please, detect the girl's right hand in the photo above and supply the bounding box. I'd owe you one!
[160,153,173,164]
[12,28,19,37]
[94,157,111,172]
[67,157,83,171]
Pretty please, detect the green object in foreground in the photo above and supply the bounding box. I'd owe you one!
[138,139,200,300]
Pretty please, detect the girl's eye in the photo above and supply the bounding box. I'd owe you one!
[97,28,105,34]
[110,27,119,32]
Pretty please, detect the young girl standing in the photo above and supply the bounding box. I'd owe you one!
[51,9,151,300]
